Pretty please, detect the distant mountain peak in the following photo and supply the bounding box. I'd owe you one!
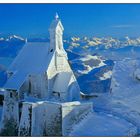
[9,35,25,41]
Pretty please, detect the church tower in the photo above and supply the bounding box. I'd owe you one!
[49,13,67,57]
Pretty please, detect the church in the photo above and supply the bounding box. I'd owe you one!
[0,14,92,136]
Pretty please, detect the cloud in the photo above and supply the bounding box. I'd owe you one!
[111,25,135,28]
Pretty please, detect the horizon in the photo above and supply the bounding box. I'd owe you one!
[0,4,140,38]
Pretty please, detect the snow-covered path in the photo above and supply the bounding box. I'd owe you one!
[70,111,137,136]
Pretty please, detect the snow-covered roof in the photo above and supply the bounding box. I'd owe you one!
[3,71,27,90]
[53,72,73,93]
[4,42,54,90]
[8,42,53,74]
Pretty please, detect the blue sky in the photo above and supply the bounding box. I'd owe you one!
[0,4,140,38]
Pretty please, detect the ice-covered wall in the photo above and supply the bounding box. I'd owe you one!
[19,78,29,99]
[31,102,47,136]
[44,102,62,136]
[47,54,58,98]
[18,101,93,136]
[18,103,32,136]
[0,90,19,136]
[29,74,48,98]
[18,101,62,136]
[47,16,80,102]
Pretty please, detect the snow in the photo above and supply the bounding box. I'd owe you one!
[78,55,106,74]
[70,112,137,136]
[18,103,32,136]
[0,106,2,121]
[9,35,25,41]
[71,37,80,42]
[86,58,140,135]
[8,42,53,74]
[3,71,27,90]
[53,72,72,93]
[70,42,80,47]
[134,68,140,80]
[100,70,112,80]
[0,106,2,128]
[68,57,140,136]
[0,38,4,41]
[49,18,64,31]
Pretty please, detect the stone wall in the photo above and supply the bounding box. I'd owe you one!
[18,103,32,136]
[18,101,93,136]
[0,90,19,136]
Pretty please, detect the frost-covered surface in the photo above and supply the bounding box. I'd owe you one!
[89,59,140,135]
[18,103,32,136]
[8,42,51,74]
[0,106,3,130]
[70,112,137,136]
[1,34,140,136]
[0,106,2,121]
[100,70,112,80]
[69,58,140,136]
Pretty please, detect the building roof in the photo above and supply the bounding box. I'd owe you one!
[3,71,27,90]
[4,42,54,90]
[8,42,53,74]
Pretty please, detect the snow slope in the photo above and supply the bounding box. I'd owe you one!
[90,59,140,135]
[70,112,137,136]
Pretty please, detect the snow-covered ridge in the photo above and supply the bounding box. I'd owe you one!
[9,35,25,41]
[77,55,106,74]
[67,36,140,49]
[0,35,25,42]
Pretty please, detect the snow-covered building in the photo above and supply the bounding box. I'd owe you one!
[0,14,93,136]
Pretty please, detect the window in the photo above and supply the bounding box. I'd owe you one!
[50,49,53,52]
[53,91,60,98]
[0,95,4,105]
[10,92,12,98]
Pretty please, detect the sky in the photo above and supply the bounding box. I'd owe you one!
[0,4,140,38]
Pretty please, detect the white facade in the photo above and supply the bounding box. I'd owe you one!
[0,14,85,136]
[3,14,80,102]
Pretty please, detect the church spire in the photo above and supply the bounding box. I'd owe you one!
[55,12,59,20]
[49,13,66,57]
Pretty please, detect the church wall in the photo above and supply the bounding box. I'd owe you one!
[47,53,58,98]
[31,102,46,136]
[67,80,80,101]
[17,101,93,136]
[47,52,80,101]
[29,74,48,98]
[19,79,29,100]
[44,102,62,136]
[20,101,62,136]
[18,103,32,136]
[0,90,19,136]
